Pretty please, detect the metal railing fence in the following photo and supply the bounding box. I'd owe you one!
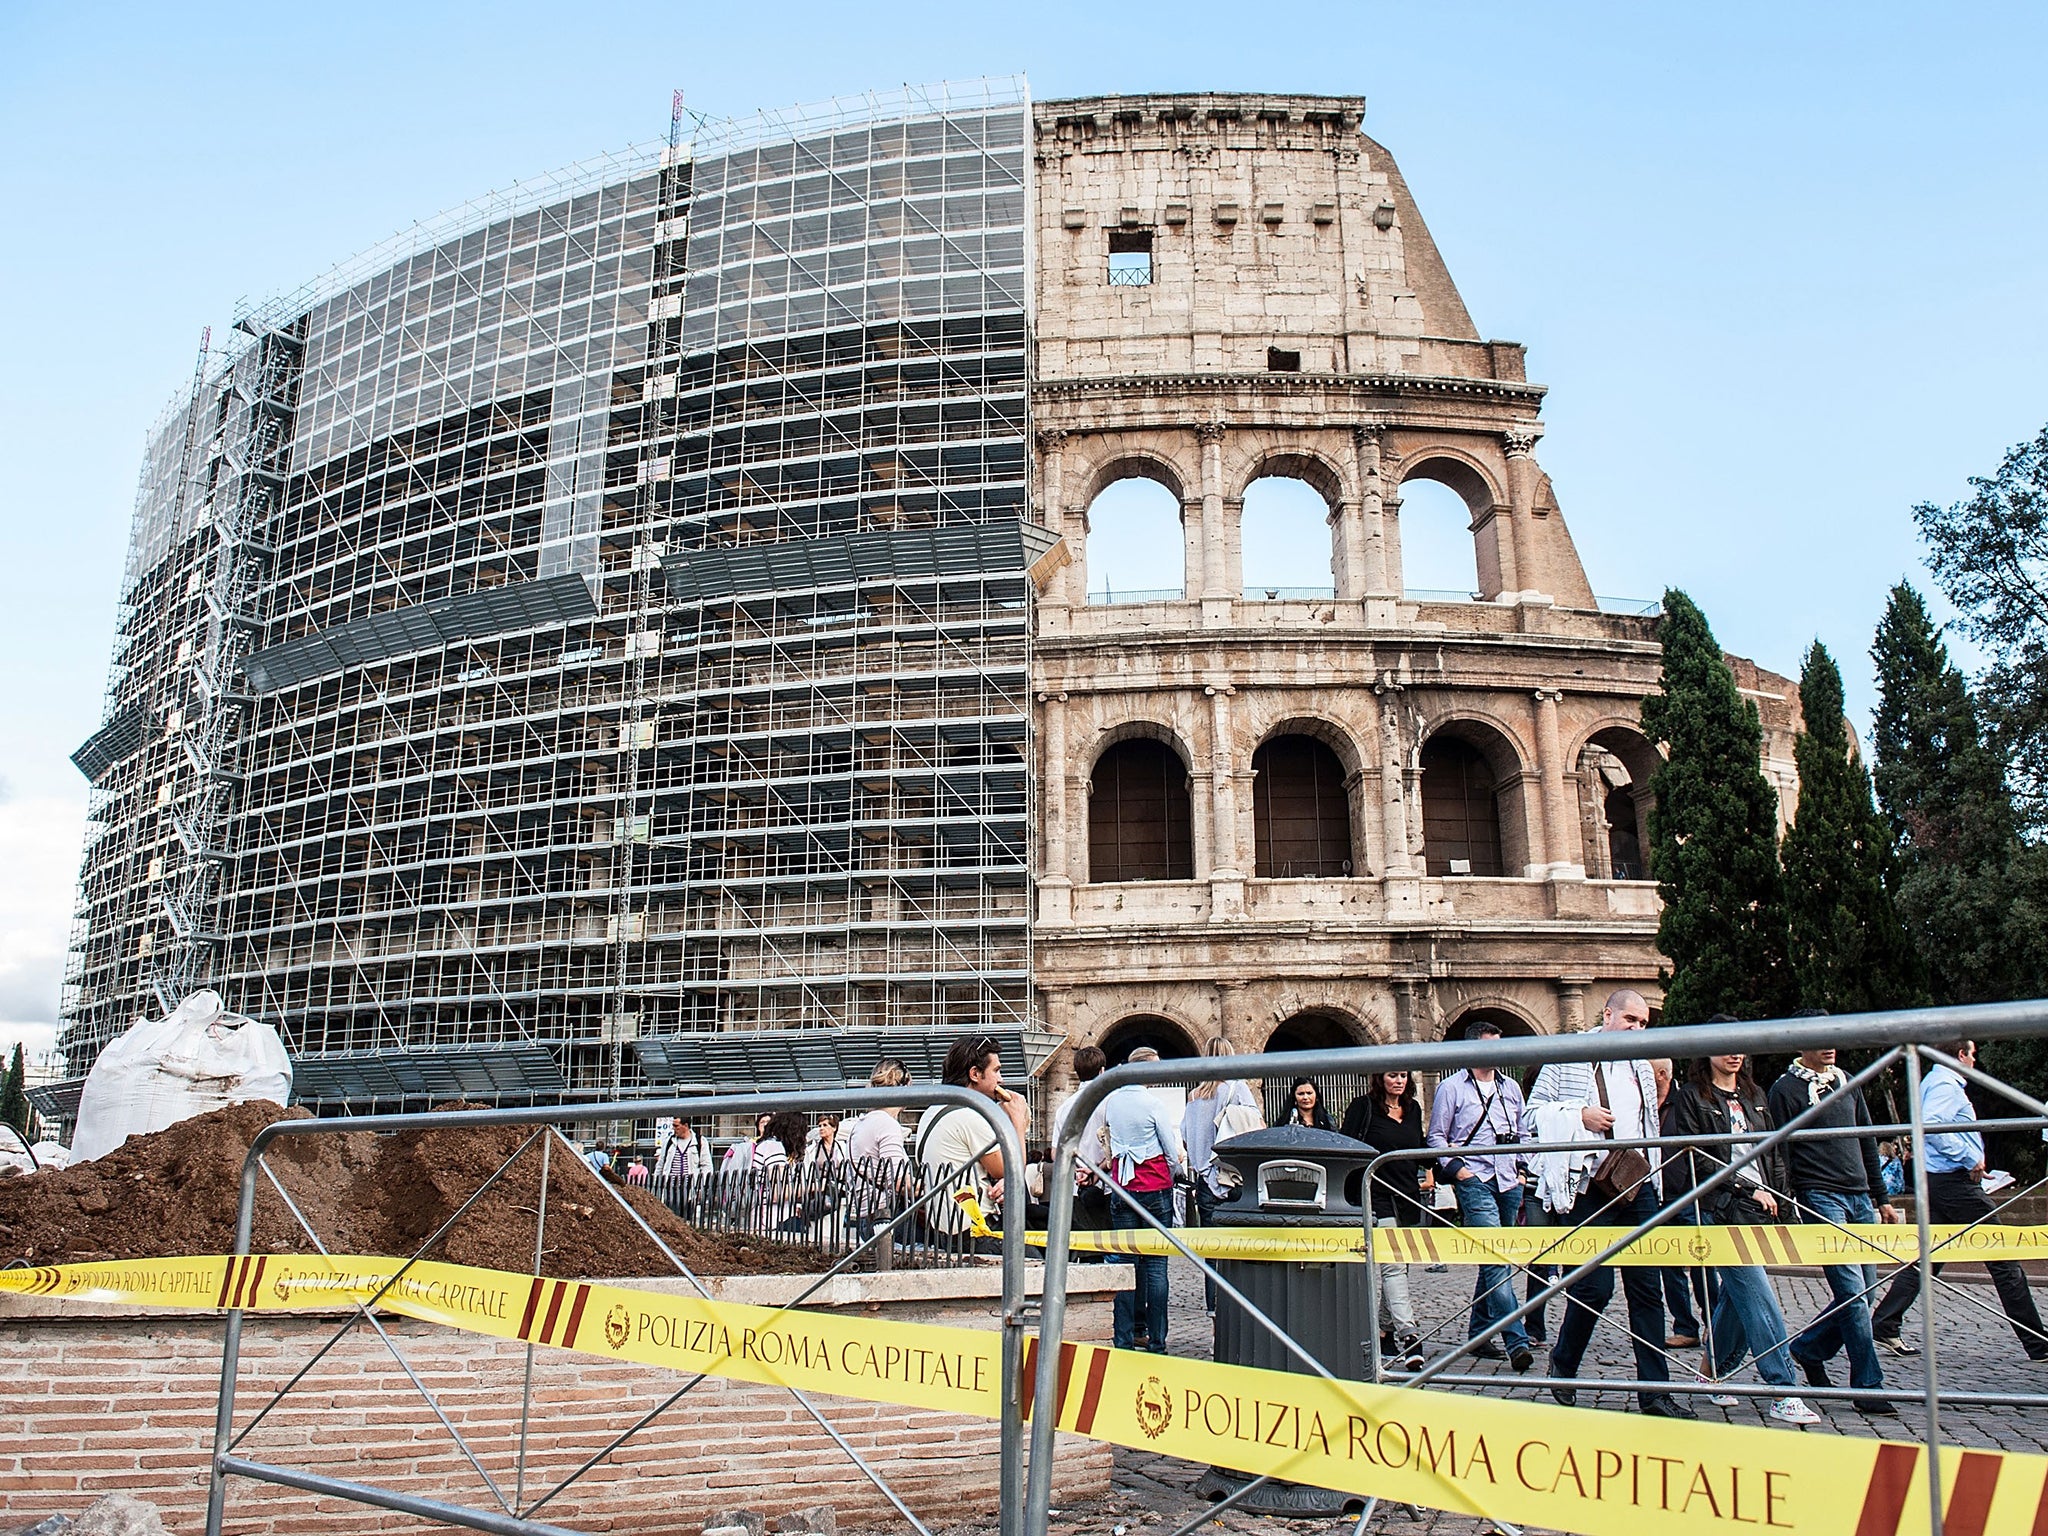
[647,1155,986,1268]
[1025,1001,2048,1536]
[208,1085,1027,1536]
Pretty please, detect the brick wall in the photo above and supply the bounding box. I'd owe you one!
[0,1270,1121,1535]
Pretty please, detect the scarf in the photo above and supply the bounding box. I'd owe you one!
[1789,1059,1847,1106]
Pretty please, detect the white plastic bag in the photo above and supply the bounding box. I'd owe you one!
[71,991,292,1162]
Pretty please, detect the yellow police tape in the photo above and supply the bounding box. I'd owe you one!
[4,1252,2046,1535]
[1034,1222,2048,1268]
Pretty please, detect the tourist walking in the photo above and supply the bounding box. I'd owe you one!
[1666,1052,1822,1425]
[1766,1038,1904,1414]
[1281,1077,1335,1131]
[1522,988,1692,1417]
[1428,1022,1535,1373]
[1351,1068,1432,1370]
[1184,1041,1263,1310]
[1869,1040,2048,1360]
[1100,1046,1188,1351]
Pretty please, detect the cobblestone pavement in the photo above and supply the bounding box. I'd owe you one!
[1016,1254,2048,1536]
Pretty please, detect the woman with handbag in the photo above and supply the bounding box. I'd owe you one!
[1181,1040,1262,1313]
[1667,1053,1823,1426]
[1348,1069,1432,1369]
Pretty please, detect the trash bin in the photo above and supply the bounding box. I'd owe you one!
[1199,1123,1377,1516]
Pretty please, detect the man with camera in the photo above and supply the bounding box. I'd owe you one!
[1522,989,1693,1419]
[1428,1020,1535,1373]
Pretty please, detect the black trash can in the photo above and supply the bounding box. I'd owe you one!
[1199,1124,1377,1515]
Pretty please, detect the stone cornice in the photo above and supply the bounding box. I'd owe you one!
[1030,371,1549,407]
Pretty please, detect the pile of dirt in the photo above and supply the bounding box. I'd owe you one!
[0,1102,828,1278]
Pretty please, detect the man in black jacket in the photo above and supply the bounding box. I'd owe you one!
[1766,1041,1905,1415]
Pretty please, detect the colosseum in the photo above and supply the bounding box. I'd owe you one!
[56,82,1799,1124]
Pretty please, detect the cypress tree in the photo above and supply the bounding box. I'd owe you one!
[1780,640,1921,1011]
[1641,589,1795,1023]
[0,1045,26,1139]
[1870,582,2048,1006]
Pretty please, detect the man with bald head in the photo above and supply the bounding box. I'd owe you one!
[1522,988,1693,1419]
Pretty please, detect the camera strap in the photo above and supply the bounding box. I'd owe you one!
[1456,1075,1503,1149]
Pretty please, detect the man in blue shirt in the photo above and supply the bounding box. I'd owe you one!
[1427,1022,1535,1374]
[1869,1040,2048,1360]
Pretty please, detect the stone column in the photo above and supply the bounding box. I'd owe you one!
[1332,499,1365,601]
[1503,424,1545,602]
[1207,683,1244,916]
[1036,429,1079,620]
[1355,424,1397,624]
[1532,688,1584,879]
[1038,691,1072,924]
[1215,978,1250,1051]
[1555,979,1589,1034]
[1198,421,1233,625]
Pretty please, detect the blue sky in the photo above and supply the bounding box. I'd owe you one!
[2,2,2043,1056]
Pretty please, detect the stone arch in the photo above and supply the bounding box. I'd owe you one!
[1079,455,1192,603]
[1234,448,1350,600]
[1568,721,1663,880]
[1250,717,1364,878]
[1440,1000,1542,1041]
[1097,1012,1202,1068]
[1086,724,1196,884]
[1394,449,1511,600]
[1262,1006,1373,1126]
[1083,717,1198,775]
[1416,716,1537,877]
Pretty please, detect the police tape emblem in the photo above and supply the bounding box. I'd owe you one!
[1134,1376,1173,1440]
[1689,1234,1713,1263]
[605,1303,631,1350]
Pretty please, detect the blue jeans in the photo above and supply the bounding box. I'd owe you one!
[1660,1201,1717,1335]
[1790,1188,1884,1391]
[1706,1263,1795,1388]
[1112,1186,1175,1350]
[1454,1176,1529,1354]
[1549,1187,1673,1407]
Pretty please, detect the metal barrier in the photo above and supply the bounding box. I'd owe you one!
[1024,1001,2048,1536]
[649,1157,986,1268]
[204,1085,1027,1536]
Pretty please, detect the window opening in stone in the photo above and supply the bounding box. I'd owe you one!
[1576,732,1654,879]
[1252,735,1352,877]
[1107,230,1153,286]
[1241,476,1336,598]
[1084,477,1183,603]
[1088,738,1193,882]
[1266,346,1301,372]
[1396,476,1481,601]
[1419,735,1503,876]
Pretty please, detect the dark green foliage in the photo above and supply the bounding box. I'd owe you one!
[1641,589,1795,1024]
[1780,641,1922,1012]
[1871,580,2048,1178]
[0,1044,27,1141]
[1914,426,2048,835]
[1870,583,2048,1007]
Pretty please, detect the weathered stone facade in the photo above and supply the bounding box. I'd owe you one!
[1028,93,1800,1079]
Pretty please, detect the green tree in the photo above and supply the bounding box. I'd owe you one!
[1641,589,1795,1023]
[1914,425,2048,834]
[0,1044,27,1140]
[1780,640,1921,1012]
[1870,582,2048,1005]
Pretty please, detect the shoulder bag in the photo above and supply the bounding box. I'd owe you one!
[1588,1063,1652,1200]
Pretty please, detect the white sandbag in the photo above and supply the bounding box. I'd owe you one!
[29,1141,71,1170]
[71,991,293,1162]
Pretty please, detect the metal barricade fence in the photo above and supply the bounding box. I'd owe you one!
[649,1157,983,1268]
[1024,1002,2048,1536]
[206,1086,1027,1536]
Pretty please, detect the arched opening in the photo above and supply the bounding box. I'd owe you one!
[1098,1014,1199,1069]
[1087,737,1194,882]
[1419,734,1505,876]
[1393,476,1481,599]
[1576,726,1660,880]
[1083,475,1185,603]
[1443,1006,1536,1041]
[1264,1010,1365,1125]
[1252,734,1352,877]
[1240,475,1336,598]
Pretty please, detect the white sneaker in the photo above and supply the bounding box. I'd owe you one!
[1770,1396,1822,1426]
[1695,1374,1737,1408]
